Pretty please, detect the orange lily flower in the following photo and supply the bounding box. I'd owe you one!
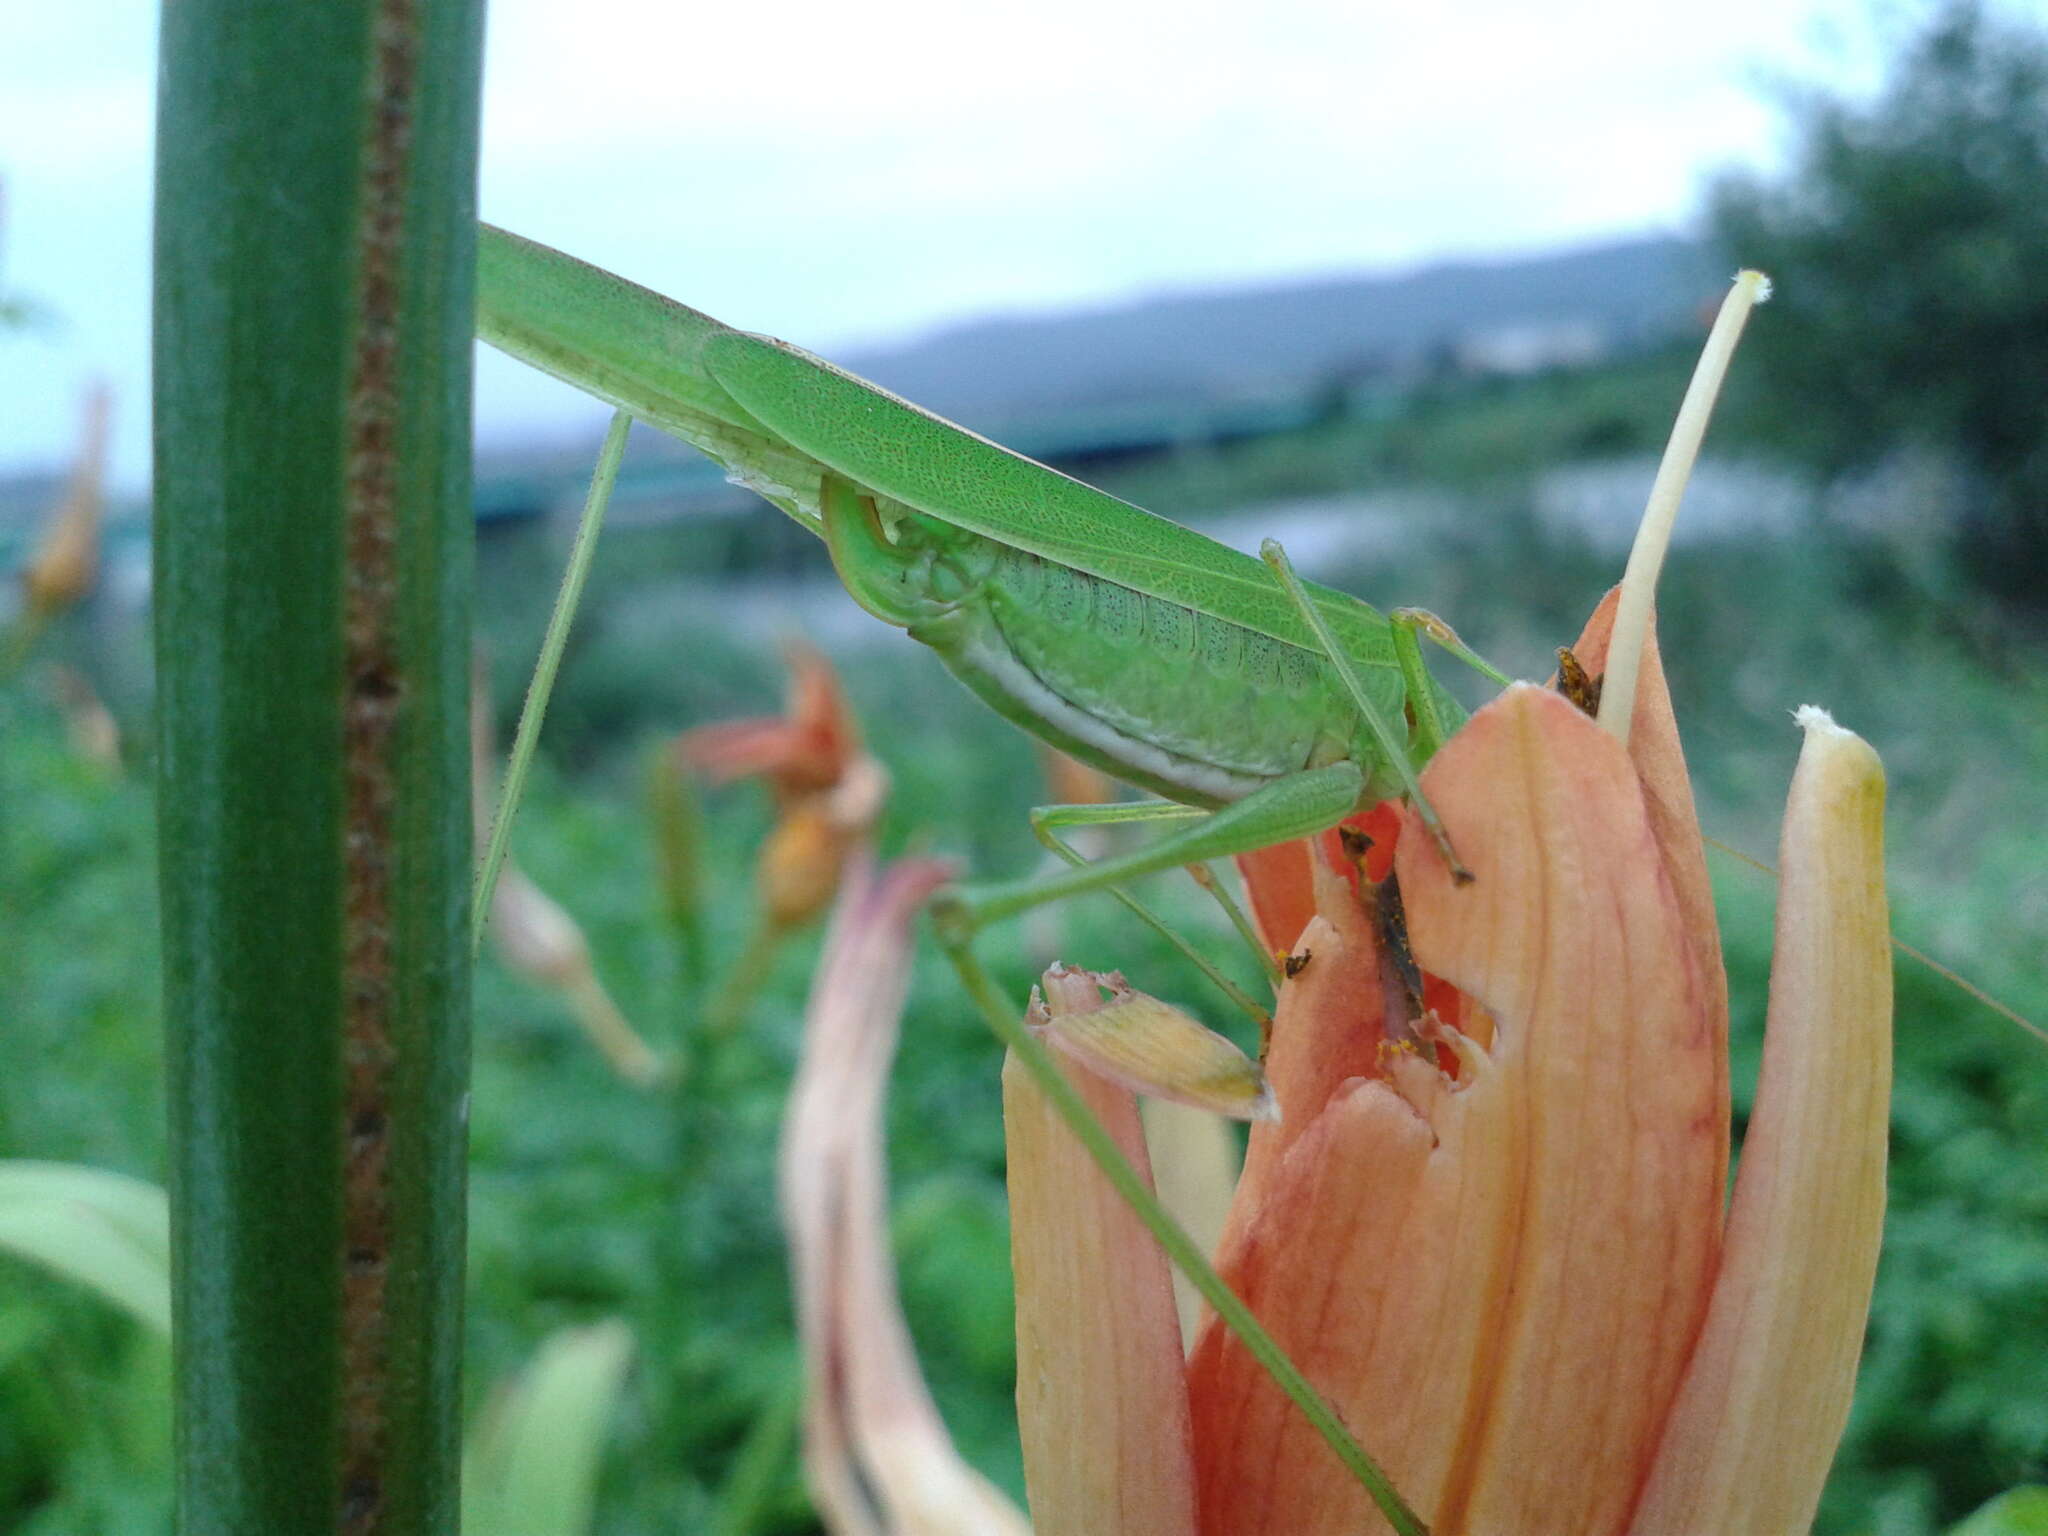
[1006,590,1892,1535]
[677,637,865,805]
[18,382,110,622]
[676,638,887,934]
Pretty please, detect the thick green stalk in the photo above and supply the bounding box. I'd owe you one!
[154,0,483,1529]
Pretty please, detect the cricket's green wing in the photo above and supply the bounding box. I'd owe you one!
[701,331,1399,666]
[477,224,1398,674]
[477,225,830,532]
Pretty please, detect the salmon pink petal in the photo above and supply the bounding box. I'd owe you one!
[1627,709,1891,1533]
[1568,586,1730,1200]
[1138,1097,1242,1352]
[677,639,861,798]
[675,717,824,787]
[1007,967,1198,1535]
[1189,684,1725,1535]
[781,855,1028,1535]
[1234,838,1318,958]
[1216,850,1390,1266]
[1232,805,1403,958]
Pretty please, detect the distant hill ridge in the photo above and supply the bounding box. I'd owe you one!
[841,233,1713,424]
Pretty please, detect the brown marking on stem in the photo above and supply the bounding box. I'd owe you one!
[339,0,421,1526]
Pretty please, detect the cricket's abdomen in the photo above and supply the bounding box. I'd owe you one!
[916,544,1358,808]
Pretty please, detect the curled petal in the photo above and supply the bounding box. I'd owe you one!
[1029,964,1275,1122]
[781,855,1028,1536]
[678,639,860,799]
[1628,709,1891,1533]
[1394,685,1724,1535]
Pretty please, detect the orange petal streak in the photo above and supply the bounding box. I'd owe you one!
[1006,1041,1198,1535]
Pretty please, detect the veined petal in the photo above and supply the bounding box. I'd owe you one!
[1189,684,1724,1535]
[1627,709,1890,1534]
[1398,686,1723,1535]
[1007,969,1198,1536]
[1187,1068,1487,1531]
[781,856,1028,1536]
[1568,587,1731,1208]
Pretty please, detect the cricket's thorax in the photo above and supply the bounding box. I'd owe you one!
[914,539,1357,807]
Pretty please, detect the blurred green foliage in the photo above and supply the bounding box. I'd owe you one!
[1707,0,2048,608]
[6,399,2046,1531]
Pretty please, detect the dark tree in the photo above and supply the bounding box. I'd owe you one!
[1710,1,2048,604]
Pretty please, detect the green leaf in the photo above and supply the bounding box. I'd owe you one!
[463,1321,635,1536]
[1948,1488,2048,1536]
[0,1161,170,1335]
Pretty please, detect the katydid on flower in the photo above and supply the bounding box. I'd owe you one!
[467,233,1857,1536]
[475,224,1708,951]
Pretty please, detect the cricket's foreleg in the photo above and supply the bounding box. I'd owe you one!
[1260,539,1474,884]
[1034,800,1281,979]
[1391,606,1510,686]
[944,763,1364,938]
[1387,607,1512,764]
[1030,801,1278,1026]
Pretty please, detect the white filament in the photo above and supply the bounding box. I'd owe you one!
[1598,270,1772,746]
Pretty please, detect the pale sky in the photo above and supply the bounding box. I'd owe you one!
[0,0,1908,491]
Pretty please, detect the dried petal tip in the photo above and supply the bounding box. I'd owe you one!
[1030,964,1278,1122]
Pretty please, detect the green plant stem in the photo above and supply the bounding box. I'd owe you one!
[154,0,483,1525]
[473,408,631,954]
[932,917,1429,1536]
